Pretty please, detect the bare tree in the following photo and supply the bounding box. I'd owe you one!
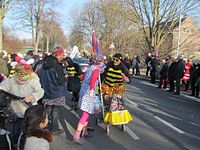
[14,0,62,52]
[0,0,12,51]
[53,25,68,49]
[126,0,200,56]
[3,27,28,53]
[69,25,84,49]
[42,10,59,52]
[68,0,143,56]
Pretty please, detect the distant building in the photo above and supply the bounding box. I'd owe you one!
[172,16,200,59]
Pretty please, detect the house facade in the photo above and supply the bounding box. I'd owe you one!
[172,16,200,59]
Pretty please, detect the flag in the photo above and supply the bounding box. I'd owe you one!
[92,32,100,56]
[100,63,106,72]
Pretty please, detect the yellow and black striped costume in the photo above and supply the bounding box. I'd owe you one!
[66,64,82,84]
[8,66,16,78]
[66,66,77,76]
[102,62,133,124]
[103,62,131,87]
[104,67,123,87]
[66,64,82,106]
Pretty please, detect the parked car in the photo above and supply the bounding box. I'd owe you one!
[73,57,89,73]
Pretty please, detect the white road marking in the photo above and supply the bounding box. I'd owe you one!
[189,122,200,128]
[181,93,200,103]
[154,116,185,134]
[126,84,141,90]
[140,81,158,87]
[63,105,80,119]
[65,120,75,135]
[126,126,140,140]
[125,98,138,107]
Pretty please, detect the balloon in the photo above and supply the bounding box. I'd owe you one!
[15,56,21,62]
[70,45,80,59]
[20,59,27,65]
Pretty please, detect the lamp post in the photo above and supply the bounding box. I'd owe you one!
[176,0,183,57]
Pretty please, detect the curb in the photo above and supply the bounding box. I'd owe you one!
[132,75,200,103]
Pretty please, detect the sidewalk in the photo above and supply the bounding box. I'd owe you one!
[132,74,200,103]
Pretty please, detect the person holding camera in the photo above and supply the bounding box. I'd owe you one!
[0,62,44,148]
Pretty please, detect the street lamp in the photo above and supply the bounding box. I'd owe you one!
[176,0,183,57]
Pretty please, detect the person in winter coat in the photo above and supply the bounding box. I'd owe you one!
[18,105,52,150]
[182,59,193,91]
[37,47,67,134]
[123,55,131,71]
[190,60,200,98]
[135,56,141,76]
[150,55,158,84]
[62,57,82,111]
[0,63,44,147]
[132,56,136,75]
[158,59,169,89]
[170,56,185,95]
[168,59,178,92]
[145,53,152,76]
[72,56,104,144]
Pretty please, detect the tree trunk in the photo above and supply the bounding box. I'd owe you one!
[34,0,42,52]
[34,30,40,52]
[46,37,50,53]
[31,17,35,48]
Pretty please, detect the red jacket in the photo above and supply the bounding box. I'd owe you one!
[182,61,192,81]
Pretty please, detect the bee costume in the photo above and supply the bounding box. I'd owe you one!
[102,53,133,126]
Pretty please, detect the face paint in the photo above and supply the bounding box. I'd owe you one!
[15,71,30,85]
[16,71,30,78]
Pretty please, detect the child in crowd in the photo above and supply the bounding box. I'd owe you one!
[18,105,52,150]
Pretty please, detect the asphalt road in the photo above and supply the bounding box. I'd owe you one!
[50,78,200,150]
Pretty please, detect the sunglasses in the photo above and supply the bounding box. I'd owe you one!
[113,58,120,62]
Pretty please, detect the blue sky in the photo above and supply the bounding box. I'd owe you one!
[4,0,200,39]
[4,0,87,39]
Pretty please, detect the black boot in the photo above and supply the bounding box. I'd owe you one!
[73,102,78,111]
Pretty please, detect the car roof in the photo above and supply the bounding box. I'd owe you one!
[73,57,89,64]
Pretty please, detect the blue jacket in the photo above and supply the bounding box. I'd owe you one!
[37,55,67,99]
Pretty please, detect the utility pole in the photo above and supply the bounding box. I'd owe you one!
[176,0,183,57]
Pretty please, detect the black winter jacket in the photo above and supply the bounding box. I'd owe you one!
[37,55,67,99]
[168,62,178,80]
[160,63,169,77]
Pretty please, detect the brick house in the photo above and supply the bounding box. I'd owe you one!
[172,16,200,59]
